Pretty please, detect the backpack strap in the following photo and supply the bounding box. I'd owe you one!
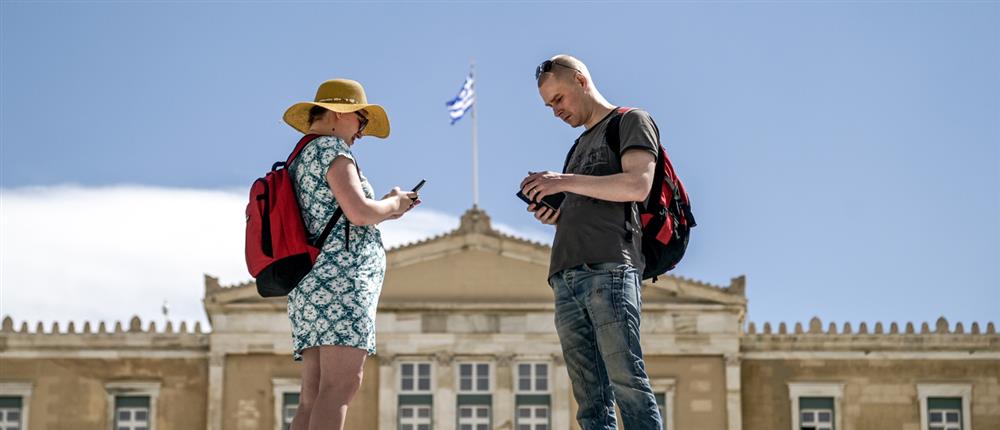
[562,138,581,174]
[606,108,683,203]
[604,107,633,156]
[606,108,689,237]
[605,107,639,242]
[315,153,363,251]
[313,207,344,248]
[287,134,321,165]
[284,134,359,250]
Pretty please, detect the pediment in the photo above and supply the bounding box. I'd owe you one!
[380,208,745,307]
[206,208,745,316]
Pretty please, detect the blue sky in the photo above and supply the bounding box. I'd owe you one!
[1,1,997,328]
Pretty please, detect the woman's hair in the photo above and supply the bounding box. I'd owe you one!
[308,105,330,126]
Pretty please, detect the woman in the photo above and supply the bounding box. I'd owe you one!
[282,79,417,430]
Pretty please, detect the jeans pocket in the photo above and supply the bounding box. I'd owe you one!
[623,268,642,313]
[636,285,643,313]
[580,262,622,273]
[586,273,626,329]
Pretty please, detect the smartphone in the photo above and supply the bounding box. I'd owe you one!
[516,190,566,211]
[412,179,426,192]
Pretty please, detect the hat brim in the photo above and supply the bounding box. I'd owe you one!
[283,102,390,138]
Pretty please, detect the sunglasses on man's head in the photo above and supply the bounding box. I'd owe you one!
[355,111,369,133]
[535,60,582,80]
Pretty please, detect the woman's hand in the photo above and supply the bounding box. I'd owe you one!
[382,187,419,219]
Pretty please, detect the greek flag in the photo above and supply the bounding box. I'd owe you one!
[446,73,475,124]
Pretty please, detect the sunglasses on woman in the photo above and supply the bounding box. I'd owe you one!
[355,111,369,134]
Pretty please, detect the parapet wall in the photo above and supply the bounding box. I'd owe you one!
[743,317,999,353]
[0,315,209,352]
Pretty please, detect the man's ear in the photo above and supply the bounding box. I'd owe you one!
[575,73,588,90]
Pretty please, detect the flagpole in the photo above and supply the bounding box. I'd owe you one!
[471,59,479,208]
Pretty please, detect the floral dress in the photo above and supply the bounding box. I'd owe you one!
[287,135,386,361]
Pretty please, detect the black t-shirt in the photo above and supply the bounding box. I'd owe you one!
[549,108,660,278]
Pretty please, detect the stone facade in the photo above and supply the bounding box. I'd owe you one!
[741,319,1000,430]
[1,208,996,429]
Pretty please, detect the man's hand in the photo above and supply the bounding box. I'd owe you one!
[520,171,569,201]
[527,203,560,225]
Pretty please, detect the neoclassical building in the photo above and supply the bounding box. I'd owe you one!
[1,208,998,430]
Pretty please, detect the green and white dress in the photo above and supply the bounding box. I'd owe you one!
[287,135,386,361]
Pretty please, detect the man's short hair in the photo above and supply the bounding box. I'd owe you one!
[537,55,590,87]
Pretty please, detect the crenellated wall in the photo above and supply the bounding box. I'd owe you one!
[741,316,999,356]
[0,315,209,357]
[746,317,996,336]
[0,316,210,430]
[740,317,1000,430]
[1,315,207,335]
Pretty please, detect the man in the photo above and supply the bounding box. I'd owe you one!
[520,55,663,429]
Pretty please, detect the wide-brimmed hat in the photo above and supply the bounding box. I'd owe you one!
[283,79,390,138]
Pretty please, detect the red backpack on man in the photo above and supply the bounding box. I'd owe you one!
[245,134,347,297]
[563,107,696,281]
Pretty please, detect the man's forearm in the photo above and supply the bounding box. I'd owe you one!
[562,173,650,202]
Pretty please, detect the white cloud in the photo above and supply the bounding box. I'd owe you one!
[0,185,548,331]
[378,210,554,248]
[492,221,553,245]
[378,210,460,248]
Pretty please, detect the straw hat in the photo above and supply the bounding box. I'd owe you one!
[283,79,390,138]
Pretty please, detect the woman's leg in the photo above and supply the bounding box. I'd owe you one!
[291,347,321,430]
[307,345,368,430]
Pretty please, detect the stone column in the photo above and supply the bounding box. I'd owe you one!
[379,355,398,430]
[434,352,456,430]
[551,354,571,430]
[724,353,743,430]
[494,355,516,430]
[207,351,225,430]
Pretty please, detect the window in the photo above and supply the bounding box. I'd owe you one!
[516,363,551,430]
[516,405,549,430]
[918,384,971,430]
[457,405,490,430]
[788,383,843,430]
[115,396,150,430]
[105,382,159,430]
[650,378,676,430]
[0,397,22,430]
[281,393,299,430]
[399,404,432,430]
[516,363,549,393]
[398,362,433,430]
[799,397,834,430]
[0,383,31,430]
[271,378,300,430]
[455,361,492,429]
[927,398,961,430]
[458,363,491,393]
[400,362,433,393]
[654,393,667,430]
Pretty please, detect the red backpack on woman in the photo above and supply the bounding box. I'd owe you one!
[245,134,347,297]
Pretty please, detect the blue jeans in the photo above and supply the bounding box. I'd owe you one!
[549,263,662,430]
